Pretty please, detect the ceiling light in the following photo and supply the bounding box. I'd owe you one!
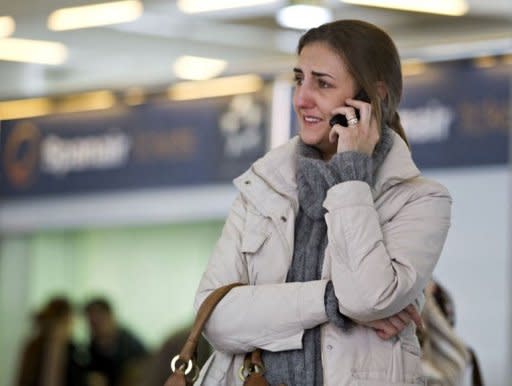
[124,87,146,105]
[48,0,143,31]
[277,2,332,30]
[0,91,117,120]
[0,38,68,65]
[168,74,263,101]
[0,16,15,38]
[0,98,52,120]
[502,54,512,66]
[54,91,116,114]
[473,56,498,69]
[340,0,468,16]
[402,59,427,77]
[173,56,228,81]
[177,0,277,13]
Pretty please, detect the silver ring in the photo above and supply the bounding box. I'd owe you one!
[347,117,359,126]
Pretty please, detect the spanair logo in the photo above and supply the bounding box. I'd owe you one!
[40,129,131,176]
[3,121,41,189]
[219,95,264,157]
[400,99,454,144]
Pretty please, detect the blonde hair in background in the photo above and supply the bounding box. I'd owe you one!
[420,287,471,386]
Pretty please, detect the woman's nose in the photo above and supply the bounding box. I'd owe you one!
[294,85,314,109]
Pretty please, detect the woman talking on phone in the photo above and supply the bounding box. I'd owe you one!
[194,19,451,386]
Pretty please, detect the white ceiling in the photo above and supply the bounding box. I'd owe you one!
[0,0,510,100]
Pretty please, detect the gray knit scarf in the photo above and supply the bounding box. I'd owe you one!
[261,128,394,386]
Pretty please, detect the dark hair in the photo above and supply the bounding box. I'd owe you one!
[84,297,113,314]
[34,297,72,326]
[298,19,409,146]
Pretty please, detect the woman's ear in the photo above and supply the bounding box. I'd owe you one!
[375,81,388,100]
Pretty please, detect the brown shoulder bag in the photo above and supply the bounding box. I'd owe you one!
[163,283,272,386]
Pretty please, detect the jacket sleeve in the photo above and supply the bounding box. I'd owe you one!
[323,178,451,322]
[194,194,328,354]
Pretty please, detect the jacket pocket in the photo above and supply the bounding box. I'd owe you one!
[398,328,422,378]
[353,327,423,385]
[241,210,270,254]
[241,231,269,254]
[241,231,269,285]
[352,370,425,386]
[241,212,289,284]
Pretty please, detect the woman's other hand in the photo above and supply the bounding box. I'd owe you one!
[358,304,423,340]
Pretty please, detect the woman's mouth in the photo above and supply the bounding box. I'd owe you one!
[303,115,322,124]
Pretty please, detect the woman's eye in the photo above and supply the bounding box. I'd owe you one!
[294,76,303,86]
[318,79,330,88]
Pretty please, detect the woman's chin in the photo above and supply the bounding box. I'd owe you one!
[299,131,336,157]
[299,130,322,146]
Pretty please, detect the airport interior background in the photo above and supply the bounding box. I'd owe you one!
[0,0,510,385]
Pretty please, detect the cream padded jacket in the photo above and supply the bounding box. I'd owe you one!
[194,132,451,386]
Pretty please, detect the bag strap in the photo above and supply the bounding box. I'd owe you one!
[181,283,244,362]
[165,283,244,386]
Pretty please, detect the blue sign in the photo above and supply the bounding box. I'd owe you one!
[290,58,510,168]
[401,59,510,168]
[0,94,267,199]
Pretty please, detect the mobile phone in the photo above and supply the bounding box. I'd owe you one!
[329,89,370,127]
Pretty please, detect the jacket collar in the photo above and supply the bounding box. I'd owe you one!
[234,137,300,217]
[372,131,420,198]
[234,131,420,215]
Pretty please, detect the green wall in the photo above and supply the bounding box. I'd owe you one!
[0,220,224,386]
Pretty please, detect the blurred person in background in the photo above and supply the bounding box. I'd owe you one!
[15,296,87,386]
[192,19,451,385]
[419,280,484,386]
[83,297,148,386]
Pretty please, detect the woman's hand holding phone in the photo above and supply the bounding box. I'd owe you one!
[329,90,380,156]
